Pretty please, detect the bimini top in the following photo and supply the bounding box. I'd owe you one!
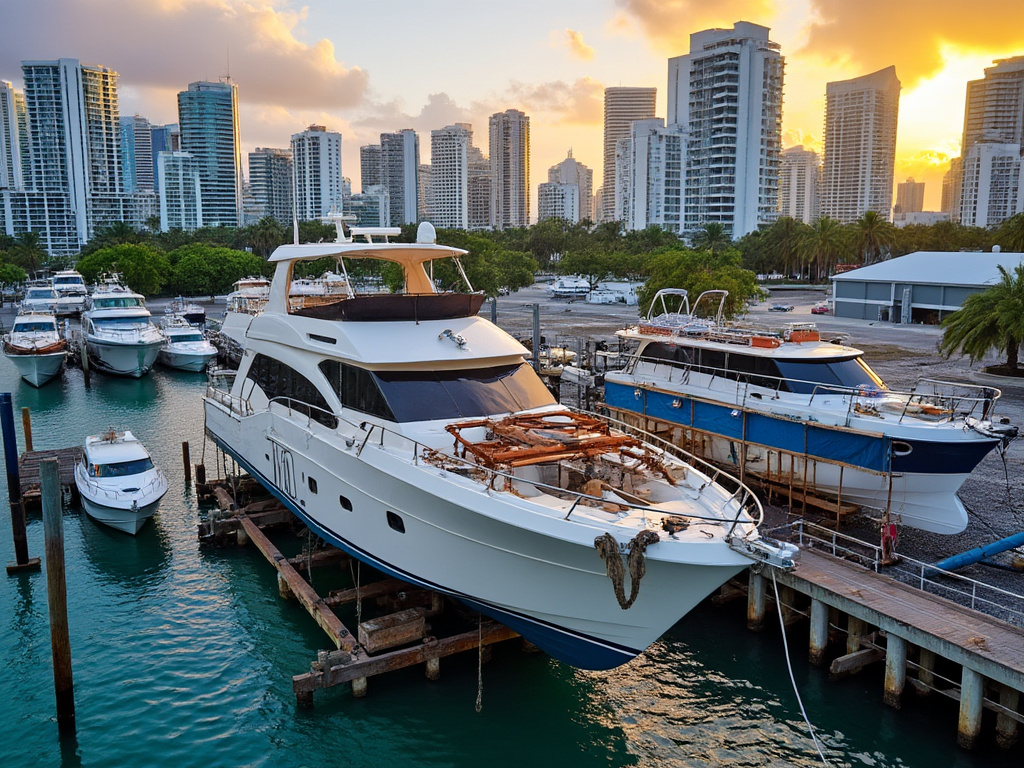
[265,222,481,321]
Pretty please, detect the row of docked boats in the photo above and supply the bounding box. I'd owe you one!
[2,275,218,386]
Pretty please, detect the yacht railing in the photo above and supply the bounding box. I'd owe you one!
[629,353,999,426]
[772,520,1024,626]
[75,463,167,503]
[204,382,763,536]
[87,325,163,343]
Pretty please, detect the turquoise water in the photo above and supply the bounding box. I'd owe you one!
[1,360,1023,768]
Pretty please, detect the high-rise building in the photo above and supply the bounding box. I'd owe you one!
[547,150,593,223]
[177,79,242,227]
[620,118,686,234]
[248,147,293,225]
[158,151,202,231]
[962,57,1024,156]
[820,66,901,223]
[348,184,389,227]
[120,115,154,194]
[418,163,432,222]
[537,183,580,222]
[360,144,382,192]
[0,81,25,192]
[430,125,470,229]
[959,140,1024,228]
[602,87,656,223]
[291,124,343,222]
[941,158,962,217]
[669,22,784,238]
[489,109,530,229]
[895,177,925,214]
[778,145,820,224]
[380,129,419,226]
[150,123,179,191]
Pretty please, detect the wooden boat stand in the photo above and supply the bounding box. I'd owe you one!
[196,465,521,706]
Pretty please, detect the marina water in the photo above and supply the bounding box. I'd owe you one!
[1,360,1022,768]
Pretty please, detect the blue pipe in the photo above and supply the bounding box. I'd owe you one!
[930,531,1024,575]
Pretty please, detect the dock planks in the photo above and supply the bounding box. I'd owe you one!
[19,447,83,504]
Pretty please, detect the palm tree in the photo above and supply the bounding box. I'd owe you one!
[691,222,731,255]
[994,213,1024,253]
[939,263,1024,371]
[855,211,896,265]
[9,231,45,277]
[800,217,849,281]
[248,216,286,259]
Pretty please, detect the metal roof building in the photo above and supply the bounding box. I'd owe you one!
[831,248,1024,324]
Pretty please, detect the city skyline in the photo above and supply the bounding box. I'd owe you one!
[4,1,1024,214]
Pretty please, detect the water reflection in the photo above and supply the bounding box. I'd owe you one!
[77,509,171,590]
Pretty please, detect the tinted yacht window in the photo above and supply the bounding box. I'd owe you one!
[775,357,885,394]
[246,354,337,427]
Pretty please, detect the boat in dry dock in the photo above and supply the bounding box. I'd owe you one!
[203,224,794,670]
[604,289,1018,535]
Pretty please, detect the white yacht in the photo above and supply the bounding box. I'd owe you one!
[51,269,89,315]
[203,224,794,670]
[546,276,590,299]
[165,296,206,327]
[604,289,1019,535]
[82,278,163,377]
[158,315,218,372]
[74,430,168,534]
[2,310,67,387]
[21,284,59,314]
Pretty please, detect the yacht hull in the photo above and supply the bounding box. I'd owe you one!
[205,404,751,670]
[158,347,216,372]
[604,380,1000,534]
[4,350,65,387]
[79,495,161,535]
[86,338,162,377]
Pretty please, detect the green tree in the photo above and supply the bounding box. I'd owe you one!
[994,213,1024,253]
[690,222,731,255]
[167,244,269,298]
[242,216,287,258]
[81,221,145,255]
[76,243,171,295]
[939,263,1024,371]
[855,210,896,265]
[8,231,46,277]
[0,261,27,285]
[637,247,759,318]
[800,217,850,281]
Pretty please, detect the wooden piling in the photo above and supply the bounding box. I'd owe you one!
[2,392,38,574]
[808,598,829,666]
[747,570,766,631]
[181,442,192,486]
[79,338,90,386]
[21,407,32,452]
[41,459,75,732]
[958,667,984,750]
[917,648,936,691]
[996,686,1020,749]
[883,633,907,708]
[196,463,206,486]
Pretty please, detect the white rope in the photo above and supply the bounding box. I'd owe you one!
[475,615,483,713]
[771,567,831,766]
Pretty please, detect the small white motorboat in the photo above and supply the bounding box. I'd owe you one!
[2,310,67,387]
[165,296,206,327]
[158,315,218,372]
[74,430,168,535]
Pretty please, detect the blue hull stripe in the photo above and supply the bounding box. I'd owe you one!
[208,432,638,670]
[605,381,997,476]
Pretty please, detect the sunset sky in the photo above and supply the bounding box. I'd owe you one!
[4,0,1024,216]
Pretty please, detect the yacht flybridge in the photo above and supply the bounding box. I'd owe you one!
[203,224,794,670]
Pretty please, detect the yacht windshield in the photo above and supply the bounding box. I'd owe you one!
[170,332,205,343]
[94,317,153,330]
[774,357,885,394]
[13,322,55,332]
[93,297,143,308]
[320,361,556,422]
[93,457,154,477]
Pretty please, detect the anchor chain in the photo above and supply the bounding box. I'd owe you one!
[594,529,661,610]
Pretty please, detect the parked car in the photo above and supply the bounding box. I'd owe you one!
[811,302,830,315]
[769,303,795,312]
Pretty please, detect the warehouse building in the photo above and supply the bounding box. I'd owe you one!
[831,248,1024,324]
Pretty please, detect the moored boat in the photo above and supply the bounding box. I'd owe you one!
[203,224,795,670]
[2,310,67,386]
[165,296,206,327]
[158,315,218,372]
[74,429,168,534]
[604,288,1019,535]
[82,277,163,377]
[51,269,89,315]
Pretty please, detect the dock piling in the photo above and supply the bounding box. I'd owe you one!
[809,598,828,666]
[747,570,767,631]
[997,686,1020,748]
[883,633,907,708]
[21,407,32,452]
[41,458,75,732]
[958,667,984,750]
[181,442,192,486]
[2,392,38,574]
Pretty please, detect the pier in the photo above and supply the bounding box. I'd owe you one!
[196,466,521,706]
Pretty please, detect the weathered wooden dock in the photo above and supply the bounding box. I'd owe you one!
[744,526,1024,751]
[18,447,82,507]
[197,472,521,706]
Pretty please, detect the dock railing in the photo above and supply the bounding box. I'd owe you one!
[773,520,1024,627]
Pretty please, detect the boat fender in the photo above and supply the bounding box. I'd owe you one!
[593,529,661,610]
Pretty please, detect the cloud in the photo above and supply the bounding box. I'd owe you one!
[801,0,1024,86]
[611,0,777,52]
[0,0,368,111]
[562,29,595,60]
[507,77,605,125]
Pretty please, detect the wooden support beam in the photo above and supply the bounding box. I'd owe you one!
[997,686,1020,749]
[884,634,907,708]
[325,578,411,607]
[237,515,356,652]
[829,647,884,680]
[958,667,984,750]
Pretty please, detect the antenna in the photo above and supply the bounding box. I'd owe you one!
[225,45,231,81]
[291,160,299,245]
